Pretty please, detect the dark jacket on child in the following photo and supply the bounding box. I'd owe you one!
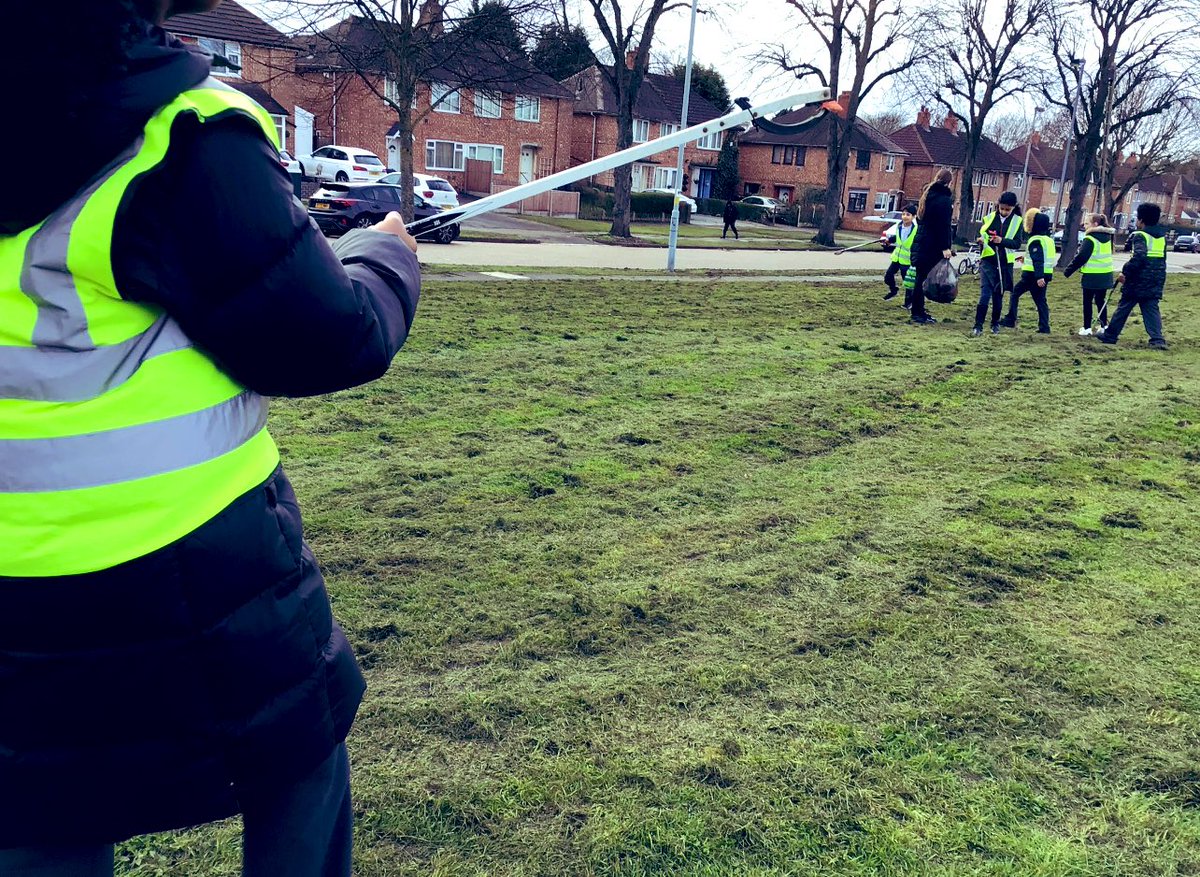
[1121,224,1168,300]
[1062,227,1116,290]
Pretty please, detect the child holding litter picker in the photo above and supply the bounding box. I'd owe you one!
[972,191,1021,336]
[1061,213,1115,335]
[883,203,918,306]
[1095,202,1169,349]
[1000,208,1055,333]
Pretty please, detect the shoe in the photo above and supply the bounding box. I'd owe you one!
[991,323,1000,335]
[904,303,912,311]
[971,327,983,337]
[1037,328,1051,334]
[910,314,937,325]
[1094,329,1117,345]
[883,289,898,301]
[999,317,1015,328]
[1149,340,1169,350]
[1078,327,1092,336]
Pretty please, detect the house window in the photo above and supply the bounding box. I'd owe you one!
[793,146,806,166]
[1012,173,1025,190]
[271,114,287,152]
[874,193,888,211]
[465,144,504,173]
[515,95,541,122]
[474,91,501,118]
[856,149,870,170]
[772,145,796,165]
[697,130,722,150]
[661,122,680,137]
[426,139,465,171]
[848,189,869,212]
[384,76,400,104]
[653,167,680,189]
[972,200,994,222]
[197,37,241,77]
[1051,178,1060,193]
[633,119,650,142]
[885,154,896,173]
[431,82,460,113]
[972,170,1000,187]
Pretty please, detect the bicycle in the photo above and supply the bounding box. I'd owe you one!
[956,242,982,276]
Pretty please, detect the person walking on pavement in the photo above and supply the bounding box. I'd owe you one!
[1001,209,1055,333]
[972,191,1021,336]
[909,168,955,325]
[883,202,918,305]
[722,199,740,240]
[1,2,421,875]
[1061,213,1116,335]
[1095,203,1169,349]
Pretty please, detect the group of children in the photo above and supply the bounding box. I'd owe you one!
[882,197,1170,349]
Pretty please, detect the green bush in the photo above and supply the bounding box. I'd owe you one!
[577,185,615,219]
[630,191,690,223]
[695,197,725,216]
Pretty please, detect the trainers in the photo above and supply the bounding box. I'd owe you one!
[999,317,1016,328]
[991,323,1000,335]
[883,289,898,300]
[1037,328,1051,334]
[910,314,937,325]
[971,326,983,337]
[1078,327,1092,336]
[1149,339,1169,350]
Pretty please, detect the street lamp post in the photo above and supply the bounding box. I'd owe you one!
[1053,57,1085,228]
[666,0,701,273]
[1019,105,1043,205]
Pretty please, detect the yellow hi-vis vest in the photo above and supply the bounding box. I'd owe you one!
[891,221,917,266]
[1081,234,1113,274]
[1021,234,1057,275]
[980,211,1020,262]
[1136,230,1166,259]
[0,80,282,577]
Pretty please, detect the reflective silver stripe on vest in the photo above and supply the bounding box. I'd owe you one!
[0,314,193,402]
[0,391,268,493]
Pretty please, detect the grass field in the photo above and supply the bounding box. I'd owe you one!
[118,275,1200,875]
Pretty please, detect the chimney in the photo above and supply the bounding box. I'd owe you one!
[916,105,932,129]
[417,0,445,36]
[837,91,852,114]
[943,113,959,133]
[1030,131,1041,147]
[625,50,640,70]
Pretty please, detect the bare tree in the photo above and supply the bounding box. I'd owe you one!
[765,0,921,246]
[985,110,1038,151]
[914,0,1045,241]
[280,0,552,220]
[859,109,907,136]
[582,0,687,237]
[1040,0,1199,262]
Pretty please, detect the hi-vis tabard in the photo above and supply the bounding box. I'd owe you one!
[980,211,1021,263]
[1021,234,1057,275]
[891,221,918,267]
[1081,234,1114,274]
[1136,230,1166,260]
[0,80,282,577]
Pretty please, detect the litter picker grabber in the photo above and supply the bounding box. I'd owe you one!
[834,239,883,255]
[1093,282,1119,332]
[405,88,841,239]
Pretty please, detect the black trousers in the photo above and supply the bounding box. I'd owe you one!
[910,258,940,319]
[884,260,907,295]
[722,220,738,239]
[974,258,1013,328]
[1005,274,1051,332]
[1083,288,1110,327]
[1103,291,1165,345]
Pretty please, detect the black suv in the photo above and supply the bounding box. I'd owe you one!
[308,183,460,243]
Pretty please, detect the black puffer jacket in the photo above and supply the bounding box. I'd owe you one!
[1121,224,1168,300]
[0,23,419,847]
[1062,227,1117,289]
[912,181,954,268]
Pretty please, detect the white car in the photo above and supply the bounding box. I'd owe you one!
[864,210,905,225]
[278,149,302,175]
[299,146,386,183]
[379,172,461,211]
[740,195,783,215]
[645,187,698,211]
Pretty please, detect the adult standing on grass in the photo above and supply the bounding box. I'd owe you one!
[0,2,421,876]
[722,199,740,240]
[909,168,955,325]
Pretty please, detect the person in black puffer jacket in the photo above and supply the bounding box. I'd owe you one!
[909,167,955,324]
[1,2,420,875]
[1097,202,1169,348]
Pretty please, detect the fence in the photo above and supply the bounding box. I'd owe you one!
[491,183,580,218]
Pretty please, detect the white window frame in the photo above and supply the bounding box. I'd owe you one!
[696,130,722,151]
[431,82,461,114]
[425,139,465,171]
[885,154,896,173]
[1012,173,1025,191]
[660,122,680,137]
[874,192,889,211]
[384,76,400,104]
[474,90,502,118]
[466,143,505,174]
[197,37,241,77]
[270,114,287,152]
[847,189,869,213]
[1051,178,1061,193]
[653,167,679,189]
[515,95,541,122]
[633,119,650,143]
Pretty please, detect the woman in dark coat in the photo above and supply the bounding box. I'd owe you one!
[909,167,955,324]
[1,2,420,874]
[723,199,740,239]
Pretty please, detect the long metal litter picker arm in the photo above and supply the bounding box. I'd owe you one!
[406,88,837,238]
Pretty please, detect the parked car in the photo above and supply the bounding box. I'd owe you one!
[1172,232,1198,252]
[879,222,899,251]
[644,187,698,211]
[278,149,301,175]
[307,183,460,243]
[378,172,461,211]
[299,146,386,183]
[740,195,783,215]
[863,210,904,226]
[1052,228,1086,246]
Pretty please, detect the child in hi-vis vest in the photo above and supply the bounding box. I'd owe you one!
[1000,208,1055,334]
[882,203,918,307]
[1061,213,1115,336]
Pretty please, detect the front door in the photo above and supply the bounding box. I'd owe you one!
[519,148,535,184]
[294,106,314,158]
[696,168,715,200]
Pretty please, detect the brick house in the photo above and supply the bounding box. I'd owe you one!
[560,65,725,196]
[736,93,910,233]
[890,107,1022,229]
[289,15,575,194]
[167,1,303,153]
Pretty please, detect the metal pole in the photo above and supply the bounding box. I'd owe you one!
[1019,106,1042,205]
[1054,59,1085,227]
[667,0,701,273]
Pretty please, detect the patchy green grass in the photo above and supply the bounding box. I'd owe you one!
[118,277,1200,875]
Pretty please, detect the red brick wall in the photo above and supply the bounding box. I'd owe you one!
[568,114,722,193]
